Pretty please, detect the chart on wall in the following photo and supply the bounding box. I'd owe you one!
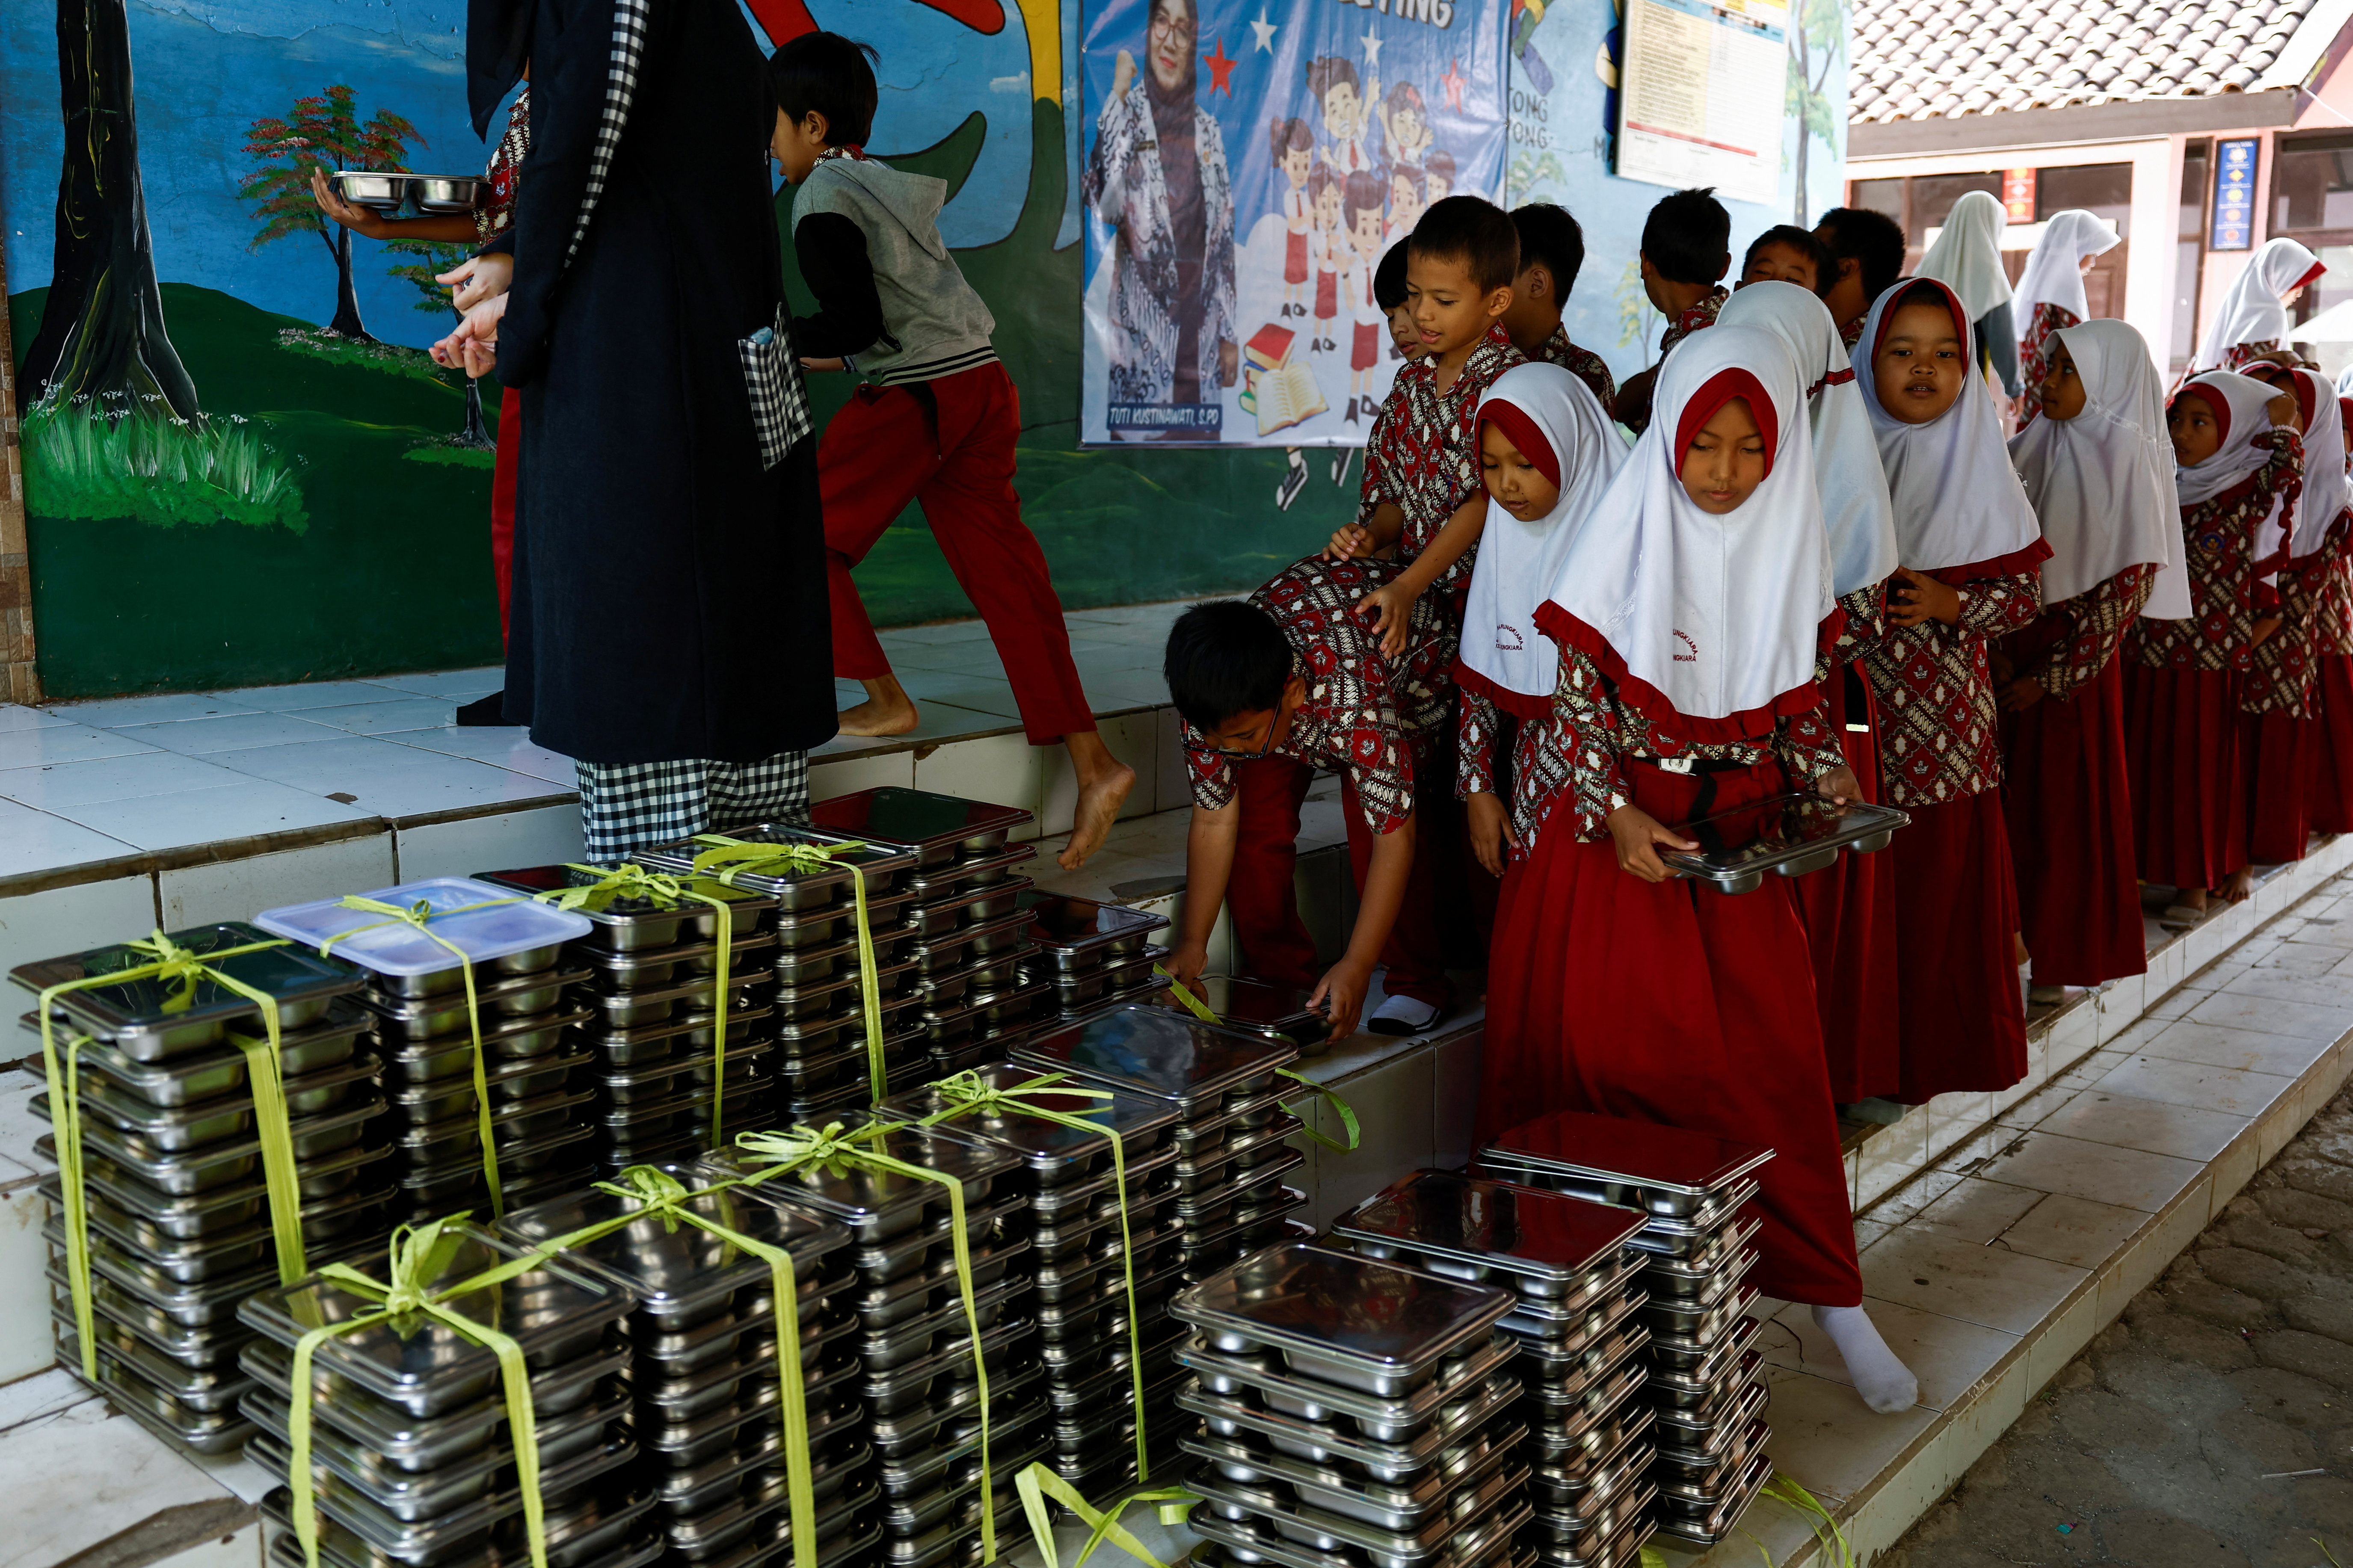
[1076,0,1508,446]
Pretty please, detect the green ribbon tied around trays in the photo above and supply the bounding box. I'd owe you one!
[532,864,740,1145]
[1014,1464,1197,1568]
[691,834,888,1100]
[287,1217,549,1568]
[38,930,307,1380]
[917,1071,1156,1484]
[318,895,521,1217]
[1154,970,1360,1155]
[733,1120,1003,1560]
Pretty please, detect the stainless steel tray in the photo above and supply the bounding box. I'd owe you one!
[1015,1006,1297,1116]
[1016,893,1170,963]
[1178,1331,1520,1442]
[53,1003,367,1106]
[1189,1475,1532,1568]
[636,823,917,907]
[355,969,590,1038]
[1333,1170,1647,1296]
[703,1112,1018,1243]
[809,786,1033,867]
[1478,1110,1774,1207]
[1649,1450,1774,1546]
[1657,792,1908,894]
[574,932,781,994]
[17,922,362,1060]
[472,865,777,949]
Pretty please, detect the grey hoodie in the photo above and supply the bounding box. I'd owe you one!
[792,155,998,387]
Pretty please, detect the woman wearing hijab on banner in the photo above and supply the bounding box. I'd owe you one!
[485,0,836,855]
[2011,210,2120,424]
[1855,278,2050,1104]
[1085,0,1242,430]
[2305,374,2353,833]
[2001,320,2188,998]
[1474,324,1922,1416]
[2191,238,2326,374]
[1718,281,1903,1104]
[2125,371,2303,923]
[1917,190,2021,399]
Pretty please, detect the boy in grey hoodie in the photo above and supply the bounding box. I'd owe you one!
[770,33,1134,869]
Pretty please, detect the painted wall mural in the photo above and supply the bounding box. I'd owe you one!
[2,0,1846,700]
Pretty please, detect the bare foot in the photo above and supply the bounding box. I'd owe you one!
[2175,886,2208,913]
[2216,867,2255,904]
[1057,731,1137,869]
[837,675,919,738]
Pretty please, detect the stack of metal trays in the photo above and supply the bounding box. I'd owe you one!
[706,1115,1041,1568]
[1013,1007,1310,1282]
[1332,1171,1659,1568]
[494,1169,874,1568]
[478,866,788,1175]
[236,1221,658,1568]
[13,923,388,1454]
[874,1063,1190,1501]
[1147,976,1327,1052]
[893,876,1040,1087]
[1476,1113,1775,1551]
[1012,894,1171,1028]
[636,823,926,1119]
[1175,1242,1535,1568]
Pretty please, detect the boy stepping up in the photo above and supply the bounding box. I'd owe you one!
[769,33,1134,867]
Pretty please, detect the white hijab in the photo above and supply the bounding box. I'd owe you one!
[2292,367,2347,559]
[2192,238,2323,372]
[2013,210,2119,327]
[2006,320,2191,619]
[1538,324,1834,739]
[1855,278,2045,575]
[1460,365,1627,716]
[2335,363,2353,399]
[2172,371,2283,508]
[1719,281,1898,596]
[1917,190,2012,322]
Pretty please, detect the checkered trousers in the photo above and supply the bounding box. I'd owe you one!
[576,751,811,860]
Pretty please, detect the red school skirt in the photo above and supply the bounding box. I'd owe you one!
[2244,706,2312,865]
[2306,655,2353,833]
[1285,229,1310,286]
[1787,663,1901,1101]
[1476,756,1863,1308]
[1891,790,2030,1103]
[1315,269,1337,322]
[2123,663,2244,890]
[1999,645,2147,987]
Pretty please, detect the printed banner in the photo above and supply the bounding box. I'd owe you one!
[1078,0,1508,446]
[1614,0,1788,208]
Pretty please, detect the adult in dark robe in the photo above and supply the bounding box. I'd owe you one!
[494,0,833,837]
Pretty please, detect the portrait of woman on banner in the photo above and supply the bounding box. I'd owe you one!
[1085,0,1241,427]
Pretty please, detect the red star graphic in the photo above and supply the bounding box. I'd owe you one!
[1440,57,1467,111]
[1203,36,1239,96]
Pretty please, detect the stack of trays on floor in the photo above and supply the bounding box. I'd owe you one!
[875,1063,1189,1502]
[15,924,387,1454]
[1015,893,1171,1026]
[254,879,603,1221]
[1332,1171,1659,1568]
[477,865,784,1173]
[1145,974,1328,1053]
[1478,1113,1775,1551]
[238,1222,657,1568]
[705,1115,1038,1568]
[1013,1006,1310,1283]
[493,1170,871,1568]
[636,822,925,1118]
[1176,1242,1537,1568]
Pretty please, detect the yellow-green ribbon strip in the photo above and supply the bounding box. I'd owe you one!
[37,931,299,1377]
[917,1071,1153,1482]
[692,836,886,1100]
[1151,973,1358,1154]
[1153,967,1219,1025]
[318,896,519,1216]
[1013,1463,1196,1568]
[533,864,738,1143]
[287,1218,548,1568]
[736,1121,998,1559]
[1755,1473,1854,1568]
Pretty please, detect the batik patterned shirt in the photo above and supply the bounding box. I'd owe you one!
[2010,565,2154,702]
[2306,515,2353,659]
[1862,569,2045,806]
[1357,326,1526,607]
[2015,301,2080,426]
[2131,432,2303,680]
[475,86,533,242]
[1658,286,1729,358]
[1535,326,1618,413]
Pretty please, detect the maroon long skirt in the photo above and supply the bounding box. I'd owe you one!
[2307,655,2353,833]
[1789,666,1901,1101]
[1477,757,1863,1307]
[2123,663,2244,890]
[2000,656,2147,986]
[2244,707,2312,865]
[1891,792,2029,1103]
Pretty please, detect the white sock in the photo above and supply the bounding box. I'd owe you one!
[1813,1304,1919,1414]
[1369,994,1440,1032]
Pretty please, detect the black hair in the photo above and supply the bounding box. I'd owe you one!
[1409,195,1519,294]
[1815,206,1907,306]
[1165,601,1292,733]
[1742,224,1836,291]
[1511,202,1586,296]
[1639,186,1731,285]
[766,32,881,149]
[1375,241,1411,311]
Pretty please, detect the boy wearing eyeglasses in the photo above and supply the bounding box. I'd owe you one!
[1160,556,1462,1043]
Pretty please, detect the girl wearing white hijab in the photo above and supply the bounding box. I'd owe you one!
[2000,319,2183,998]
[1854,277,2049,1105]
[2288,367,2353,838]
[1916,190,2021,396]
[1716,281,1902,1104]
[2191,237,2324,374]
[1477,324,1922,1417]
[2012,210,2121,422]
[1452,363,1627,877]
[2124,370,2303,920]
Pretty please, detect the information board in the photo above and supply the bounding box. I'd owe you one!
[1613,0,1789,207]
[2210,137,2258,251]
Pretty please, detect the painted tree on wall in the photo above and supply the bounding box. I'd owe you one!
[384,239,495,449]
[1787,0,1845,226]
[21,0,202,425]
[240,87,424,341]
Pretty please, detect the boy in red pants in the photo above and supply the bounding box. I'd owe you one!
[769,33,1133,867]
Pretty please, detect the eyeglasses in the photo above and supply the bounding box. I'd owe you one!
[1149,11,1198,44]
[1185,716,1280,763]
